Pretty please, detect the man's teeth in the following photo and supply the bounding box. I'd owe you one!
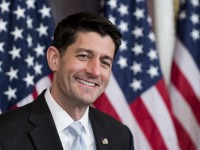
[77,79,95,87]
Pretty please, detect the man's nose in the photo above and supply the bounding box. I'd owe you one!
[86,59,101,77]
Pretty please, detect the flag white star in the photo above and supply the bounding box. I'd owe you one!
[132,43,143,55]
[148,31,155,42]
[118,21,128,33]
[107,0,117,9]
[179,11,187,20]
[133,8,144,20]
[0,42,5,52]
[130,79,142,91]
[147,16,152,25]
[117,3,128,16]
[108,15,116,25]
[0,0,10,13]
[26,16,33,29]
[25,54,34,68]
[8,46,21,60]
[13,5,26,20]
[4,86,17,101]
[117,56,128,69]
[119,39,127,51]
[147,65,159,78]
[6,67,19,81]
[34,43,45,57]
[10,27,24,41]
[0,18,7,33]
[191,0,199,7]
[0,61,2,72]
[132,26,143,38]
[180,0,186,4]
[36,23,48,37]
[190,29,200,40]
[136,0,144,2]
[27,34,33,47]
[190,13,199,24]
[34,62,43,75]
[147,48,158,61]
[23,73,35,87]
[38,5,51,18]
[26,0,36,9]
[130,61,142,74]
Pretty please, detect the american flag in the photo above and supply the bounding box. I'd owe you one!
[94,0,180,149]
[169,0,200,149]
[0,0,54,113]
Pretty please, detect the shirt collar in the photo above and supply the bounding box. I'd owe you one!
[44,88,90,134]
[78,107,90,135]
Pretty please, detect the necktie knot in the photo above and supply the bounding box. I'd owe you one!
[68,121,84,136]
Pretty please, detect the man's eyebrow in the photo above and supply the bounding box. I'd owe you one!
[101,55,113,62]
[75,48,93,54]
[76,48,114,61]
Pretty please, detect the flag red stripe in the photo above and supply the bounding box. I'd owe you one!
[94,93,121,122]
[49,73,53,81]
[32,88,38,100]
[9,105,17,110]
[155,79,172,111]
[130,97,168,150]
[173,115,196,150]
[171,61,200,125]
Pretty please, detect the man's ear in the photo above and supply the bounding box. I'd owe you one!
[46,46,60,71]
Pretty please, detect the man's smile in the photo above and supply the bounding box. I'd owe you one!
[75,78,97,87]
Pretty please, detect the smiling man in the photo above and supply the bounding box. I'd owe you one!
[48,31,115,118]
[0,12,134,150]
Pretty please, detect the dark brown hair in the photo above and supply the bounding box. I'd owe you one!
[52,11,121,57]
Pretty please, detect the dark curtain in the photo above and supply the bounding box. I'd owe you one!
[47,0,101,25]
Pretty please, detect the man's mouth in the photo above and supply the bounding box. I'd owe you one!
[76,78,96,87]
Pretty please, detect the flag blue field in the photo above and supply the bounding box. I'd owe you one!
[0,0,54,112]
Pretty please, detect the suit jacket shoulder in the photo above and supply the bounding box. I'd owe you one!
[89,107,134,150]
[0,91,63,150]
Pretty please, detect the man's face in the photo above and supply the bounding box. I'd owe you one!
[52,32,115,106]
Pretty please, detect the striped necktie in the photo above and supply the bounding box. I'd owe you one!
[68,121,87,150]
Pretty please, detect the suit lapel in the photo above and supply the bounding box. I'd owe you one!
[28,91,63,150]
[89,107,111,150]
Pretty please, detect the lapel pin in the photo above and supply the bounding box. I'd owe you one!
[102,138,109,144]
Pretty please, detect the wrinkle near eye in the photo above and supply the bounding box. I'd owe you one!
[101,59,112,69]
[78,54,91,61]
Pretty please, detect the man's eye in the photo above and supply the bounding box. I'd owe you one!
[78,54,90,60]
[101,61,111,69]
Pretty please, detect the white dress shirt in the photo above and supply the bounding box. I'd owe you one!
[44,88,96,150]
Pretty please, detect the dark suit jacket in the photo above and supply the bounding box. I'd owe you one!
[0,91,134,150]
